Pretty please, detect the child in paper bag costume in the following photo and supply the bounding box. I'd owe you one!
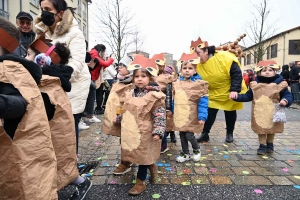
[26,36,92,197]
[169,53,208,163]
[0,18,57,200]
[191,37,247,143]
[102,55,135,176]
[115,56,166,196]
[232,61,292,155]
[152,53,174,152]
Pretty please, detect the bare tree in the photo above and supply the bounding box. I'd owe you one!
[130,28,145,54]
[96,0,136,62]
[243,0,279,63]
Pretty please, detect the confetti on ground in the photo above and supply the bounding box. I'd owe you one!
[77,154,81,157]
[282,168,289,172]
[157,163,164,167]
[167,154,172,156]
[97,157,102,160]
[210,168,217,173]
[224,155,229,159]
[94,142,100,145]
[237,150,243,153]
[201,164,206,167]
[158,171,162,174]
[181,181,191,186]
[177,172,183,176]
[254,189,263,194]
[223,144,228,147]
[294,176,300,179]
[242,171,250,175]
[196,180,202,184]
[102,163,109,167]
[294,185,300,189]
[165,164,171,167]
[200,167,207,171]
[208,154,213,156]
[183,169,191,173]
[102,155,107,159]
[201,157,207,159]
[185,163,192,166]
[109,180,116,184]
[262,156,268,159]
[156,177,161,182]
[287,160,294,163]
[132,180,136,184]
[152,194,161,199]
[206,149,211,152]
[165,167,172,171]
[78,164,85,169]
[195,163,201,166]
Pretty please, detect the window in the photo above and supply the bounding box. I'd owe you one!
[30,10,37,20]
[77,19,81,30]
[246,54,251,65]
[243,57,246,66]
[77,0,81,16]
[82,3,87,21]
[254,51,257,64]
[266,46,270,59]
[83,24,86,38]
[0,0,9,19]
[288,40,300,55]
[30,0,39,7]
[271,43,278,58]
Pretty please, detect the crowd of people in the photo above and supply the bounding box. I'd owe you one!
[0,0,296,199]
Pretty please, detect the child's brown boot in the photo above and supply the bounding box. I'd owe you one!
[113,161,131,175]
[128,178,146,195]
[148,163,158,183]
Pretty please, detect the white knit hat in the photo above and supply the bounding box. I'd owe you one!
[119,55,133,67]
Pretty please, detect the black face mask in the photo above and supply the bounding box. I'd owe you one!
[41,10,56,26]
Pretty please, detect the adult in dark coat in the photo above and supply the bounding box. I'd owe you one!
[289,61,300,103]
[280,65,290,84]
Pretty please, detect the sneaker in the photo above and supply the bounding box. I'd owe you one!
[69,178,92,200]
[193,149,201,162]
[176,152,190,163]
[78,121,89,130]
[257,144,267,155]
[88,116,101,123]
[113,162,131,175]
[160,146,169,154]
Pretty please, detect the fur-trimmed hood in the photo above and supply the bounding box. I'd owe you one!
[34,9,74,37]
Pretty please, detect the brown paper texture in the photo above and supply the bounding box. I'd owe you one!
[39,75,78,190]
[0,61,57,200]
[102,83,134,137]
[173,80,208,133]
[250,81,288,134]
[121,91,165,165]
[155,74,173,92]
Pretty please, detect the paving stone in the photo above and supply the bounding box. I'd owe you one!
[230,167,255,175]
[169,175,191,184]
[229,176,272,185]
[209,176,232,184]
[270,155,300,161]
[255,161,289,167]
[249,167,275,175]
[267,176,294,185]
[194,167,210,175]
[155,176,170,184]
[210,168,235,175]
[90,176,107,185]
[285,167,300,175]
[227,160,244,167]
[94,167,107,176]
[190,175,210,184]
[107,174,132,184]
[212,161,231,167]
[286,176,300,185]
[158,166,176,174]
[240,155,274,160]
[176,167,194,175]
[239,160,259,167]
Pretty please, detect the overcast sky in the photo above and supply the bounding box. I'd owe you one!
[88,0,300,60]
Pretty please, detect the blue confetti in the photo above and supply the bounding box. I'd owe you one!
[146,174,150,179]
[294,185,300,189]
[224,155,229,159]
[102,163,109,167]
[157,163,164,167]
[165,167,172,171]
[78,164,85,169]
[165,164,171,167]
[85,174,91,177]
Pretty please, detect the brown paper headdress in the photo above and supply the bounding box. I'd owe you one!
[151,53,166,66]
[0,28,19,53]
[255,60,280,72]
[128,56,158,77]
[176,52,200,69]
[29,31,61,64]
[190,37,208,53]
[215,34,247,58]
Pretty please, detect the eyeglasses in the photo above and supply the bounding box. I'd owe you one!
[19,21,32,26]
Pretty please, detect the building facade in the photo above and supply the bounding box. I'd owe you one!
[127,51,150,58]
[163,52,173,66]
[242,26,300,70]
[1,0,91,40]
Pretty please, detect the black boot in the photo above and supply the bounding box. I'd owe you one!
[225,133,233,143]
[197,132,209,143]
[266,143,274,154]
[257,144,267,155]
[170,132,176,143]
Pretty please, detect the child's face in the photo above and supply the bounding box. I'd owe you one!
[181,63,196,79]
[134,69,150,88]
[25,48,36,61]
[260,67,276,77]
[118,64,130,75]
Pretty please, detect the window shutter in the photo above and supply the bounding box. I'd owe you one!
[289,40,294,55]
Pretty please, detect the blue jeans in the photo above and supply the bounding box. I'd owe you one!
[137,165,149,181]
[161,131,168,149]
[73,114,81,154]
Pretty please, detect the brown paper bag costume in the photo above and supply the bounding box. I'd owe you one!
[250,81,288,134]
[102,82,134,137]
[0,61,57,200]
[155,74,173,92]
[39,75,78,190]
[173,80,209,133]
[121,91,165,165]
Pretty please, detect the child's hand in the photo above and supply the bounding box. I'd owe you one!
[166,111,173,118]
[229,91,238,99]
[153,135,160,140]
[280,99,288,106]
[198,120,205,125]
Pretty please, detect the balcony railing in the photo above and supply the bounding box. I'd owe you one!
[30,0,39,7]
[0,9,9,20]
[83,10,87,21]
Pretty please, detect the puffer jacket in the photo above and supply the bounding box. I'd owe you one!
[90,48,114,81]
[34,8,91,114]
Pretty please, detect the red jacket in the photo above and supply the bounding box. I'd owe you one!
[243,74,250,86]
[89,48,114,81]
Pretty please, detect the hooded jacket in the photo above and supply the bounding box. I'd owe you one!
[34,8,91,114]
[89,48,114,81]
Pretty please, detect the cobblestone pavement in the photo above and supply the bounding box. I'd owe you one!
[58,102,300,199]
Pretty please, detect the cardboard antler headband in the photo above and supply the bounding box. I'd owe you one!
[190,37,209,53]
[177,52,200,68]
[0,28,19,53]
[255,60,279,72]
[128,56,158,77]
[151,53,166,65]
[30,31,61,64]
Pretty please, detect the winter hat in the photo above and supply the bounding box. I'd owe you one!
[164,65,175,75]
[119,55,133,67]
[117,55,134,83]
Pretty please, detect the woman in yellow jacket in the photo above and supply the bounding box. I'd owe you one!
[190,37,247,143]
